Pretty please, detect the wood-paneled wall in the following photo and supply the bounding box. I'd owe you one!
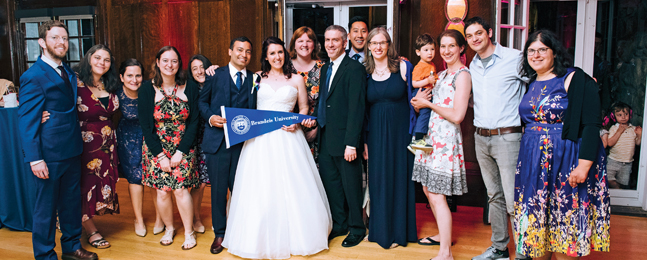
[99,0,272,77]
[398,0,494,207]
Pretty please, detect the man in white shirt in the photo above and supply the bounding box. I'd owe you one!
[316,25,367,248]
[346,16,368,63]
[464,17,529,260]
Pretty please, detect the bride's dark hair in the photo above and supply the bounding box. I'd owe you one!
[260,36,292,79]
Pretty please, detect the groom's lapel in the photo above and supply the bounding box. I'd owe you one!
[327,55,348,100]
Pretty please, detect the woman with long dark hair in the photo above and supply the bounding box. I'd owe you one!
[75,44,121,248]
[514,30,610,259]
[186,54,213,234]
[222,37,330,259]
[139,46,200,250]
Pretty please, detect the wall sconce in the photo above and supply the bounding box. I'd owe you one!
[445,0,468,35]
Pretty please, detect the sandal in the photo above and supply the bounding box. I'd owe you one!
[160,228,176,246]
[418,236,440,246]
[88,231,111,249]
[181,231,197,250]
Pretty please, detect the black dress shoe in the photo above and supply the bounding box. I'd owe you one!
[62,248,98,260]
[341,233,363,247]
[210,236,224,254]
[328,230,348,241]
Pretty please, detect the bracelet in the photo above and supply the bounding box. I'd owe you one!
[157,153,167,159]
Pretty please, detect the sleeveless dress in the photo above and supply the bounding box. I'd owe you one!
[366,72,417,248]
[222,83,332,259]
[141,85,198,191]
[411,67,469,196]
[76,81,120,220]
[290,60,324,161]
[514,69,610,257]
[116,88,143,185]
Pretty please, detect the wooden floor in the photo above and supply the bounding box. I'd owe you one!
[1,179,645,260]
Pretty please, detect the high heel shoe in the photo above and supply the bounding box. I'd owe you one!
[153,225,166,235]
[194,224,205,234]
[134,220,147,237]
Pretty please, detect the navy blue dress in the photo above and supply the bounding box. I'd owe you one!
[514,69,610,257]
[366,72,417,248]
[117,88,143,185]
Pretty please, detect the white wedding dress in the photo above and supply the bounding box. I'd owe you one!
[222,83,332,259]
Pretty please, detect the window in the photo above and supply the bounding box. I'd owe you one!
[496,0,529,50]
[20,17,51,68]
[19,15,95,69]
[60,15,95,68]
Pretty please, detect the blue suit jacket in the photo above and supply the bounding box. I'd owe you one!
[198,65,257,154]
[18,57,83,163]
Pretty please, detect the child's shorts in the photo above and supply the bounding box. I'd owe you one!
[607,158,632,185]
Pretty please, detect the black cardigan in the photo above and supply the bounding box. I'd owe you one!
[562,67,601,161]
[138,80,200,156]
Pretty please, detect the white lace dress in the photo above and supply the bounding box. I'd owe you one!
[222,83,332,259]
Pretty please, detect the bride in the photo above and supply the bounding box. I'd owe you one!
[222,37,332,259]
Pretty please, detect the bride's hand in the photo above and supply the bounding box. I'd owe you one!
[301,118,316,128]
[282,124,297,132]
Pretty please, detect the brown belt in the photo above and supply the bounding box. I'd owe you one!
[475,126,523,137]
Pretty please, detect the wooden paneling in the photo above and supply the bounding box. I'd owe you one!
[0,0,18,85]
[96,0,271,78]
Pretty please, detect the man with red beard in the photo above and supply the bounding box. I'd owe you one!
[18,20,98,260]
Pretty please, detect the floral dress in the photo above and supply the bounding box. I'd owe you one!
[141,85,198,191]
[411,67,469,196]
[194,83,209,183]
[77,81,120,220]
[514,69,610,257]
[291,60,324,161]
[116,88,143,185]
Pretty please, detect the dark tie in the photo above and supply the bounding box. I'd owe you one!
[318,61,333,128]
[352,54,361,61]
[58,65,73,92]
[235,71,242,90]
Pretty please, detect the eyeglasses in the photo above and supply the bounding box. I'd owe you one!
[369,41,388,47]
[527,47,550,56]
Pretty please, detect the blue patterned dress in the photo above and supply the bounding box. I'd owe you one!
[117,88,143,185]
[514,69,610,258]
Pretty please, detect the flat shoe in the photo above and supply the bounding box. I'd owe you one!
[418,236,440,246]
[153,225,165,235]
[194,225,205,234]
[134,220,147,237]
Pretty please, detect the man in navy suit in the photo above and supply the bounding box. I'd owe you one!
[18,20,97,260]
[198,36,256,254]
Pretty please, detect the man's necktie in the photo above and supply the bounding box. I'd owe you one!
[318,61,333,128]
[235,71,242,90]
[58,65,73,92]
[352,54,361,61]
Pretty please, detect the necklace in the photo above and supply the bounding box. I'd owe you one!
[375,67,389,77]
[90,80,105,91]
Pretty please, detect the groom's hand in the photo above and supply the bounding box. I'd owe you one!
[344,147,357,162]
[209,115,227,128]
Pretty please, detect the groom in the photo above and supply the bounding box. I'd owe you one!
[315,25,367,247]
[198,36,256,254]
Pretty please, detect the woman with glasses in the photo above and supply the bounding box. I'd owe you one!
[514,30,610,259]
[362,27,417,249]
